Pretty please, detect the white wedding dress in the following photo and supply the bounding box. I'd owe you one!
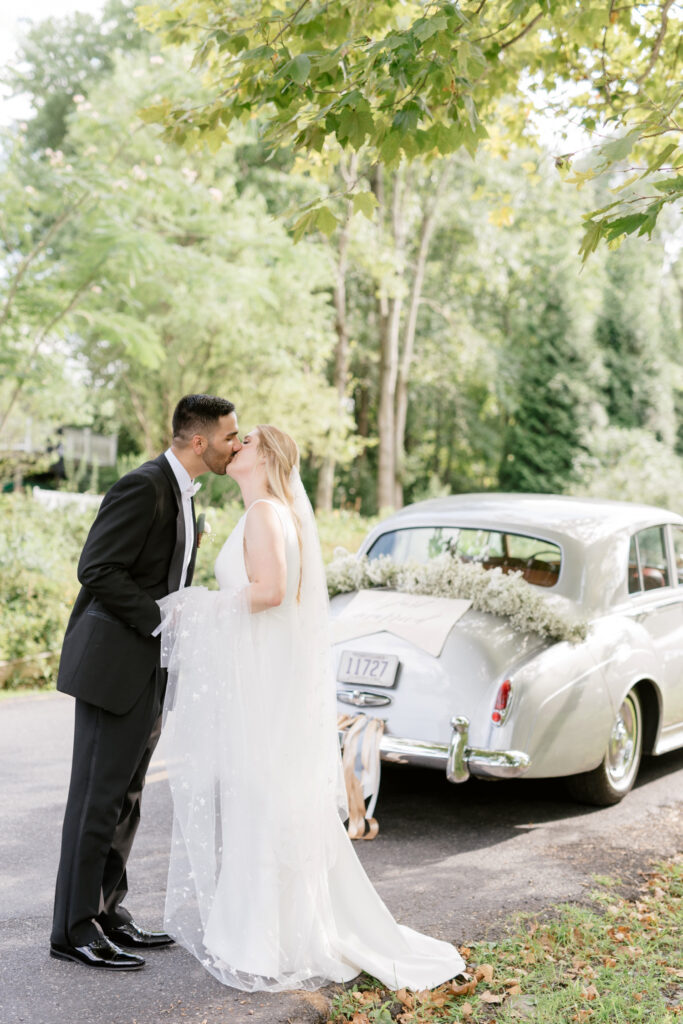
[157,487,464,993]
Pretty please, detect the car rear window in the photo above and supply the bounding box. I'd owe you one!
[367,527,561,588]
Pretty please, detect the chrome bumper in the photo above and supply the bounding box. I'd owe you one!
[375,716,531,782]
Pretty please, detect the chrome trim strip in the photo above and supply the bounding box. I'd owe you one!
[337,689,393,708]
[354,716,532,781]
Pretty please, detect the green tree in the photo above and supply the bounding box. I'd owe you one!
[57,51,348,457]
[499,284,594,494]
[596,244,670,439]
[1,32,354,469]
[139,0,682,250]
[4,0,146,152]
[0,129,104,442]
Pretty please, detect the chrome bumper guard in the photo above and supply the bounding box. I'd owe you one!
[370,716,531,782]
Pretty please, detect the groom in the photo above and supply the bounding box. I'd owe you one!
[50,394,241,970]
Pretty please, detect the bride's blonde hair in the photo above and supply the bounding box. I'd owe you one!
[255,424,303,598]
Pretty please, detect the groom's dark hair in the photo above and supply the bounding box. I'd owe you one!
[172,394,235,441]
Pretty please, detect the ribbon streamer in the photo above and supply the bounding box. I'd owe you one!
[338,713,385,840]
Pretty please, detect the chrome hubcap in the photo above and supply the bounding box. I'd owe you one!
[606,695,640,789]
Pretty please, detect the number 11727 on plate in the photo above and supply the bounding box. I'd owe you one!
[336,651,399,687]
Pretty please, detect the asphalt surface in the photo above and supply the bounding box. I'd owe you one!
[1,691,681,1024]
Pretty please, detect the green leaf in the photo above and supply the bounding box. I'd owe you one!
[226,33,250,55]
[604,213,649,240]
[646,143,678,175]
[352,192,378,220]
[338,108,374,149]
[413,15,447,42]
[291,208,318,243]
[204,128,225,153]
[653,175,683,194]
[600,132,638,164]
[277,53,311,84]
[289,54,311,85]
[392,105,419,133]
[242,45,275,62]
[315,205,339,236]
[579,219,603,262]
[137,102,172,124]
[379,130,402,166]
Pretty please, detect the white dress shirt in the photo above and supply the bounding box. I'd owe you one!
[164,448,200,590]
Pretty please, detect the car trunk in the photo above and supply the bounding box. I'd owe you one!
[331,594,549,749]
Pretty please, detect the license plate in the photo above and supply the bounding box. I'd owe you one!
[337,651,399,687]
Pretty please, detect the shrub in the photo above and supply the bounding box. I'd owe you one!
[0,494,95,686]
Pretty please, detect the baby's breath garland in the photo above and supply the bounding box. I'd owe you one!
[326,552,588,645]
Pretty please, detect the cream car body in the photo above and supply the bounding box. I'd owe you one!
[330,494,683,804]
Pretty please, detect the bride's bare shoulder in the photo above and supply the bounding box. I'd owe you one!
[244,500,286,540]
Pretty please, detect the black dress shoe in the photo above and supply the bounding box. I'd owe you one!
[102,921,174,949]
[50,937,145,970]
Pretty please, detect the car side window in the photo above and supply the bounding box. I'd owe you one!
[628,536,641,594]
[630,527,670,593]
[671,527,683,585]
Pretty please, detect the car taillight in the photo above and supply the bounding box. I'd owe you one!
[492,679,512,725]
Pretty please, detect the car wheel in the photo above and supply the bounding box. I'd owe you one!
[565,689,643,806]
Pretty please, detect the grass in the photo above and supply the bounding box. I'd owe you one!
[327,856,682,1024]
[0,684,55,700]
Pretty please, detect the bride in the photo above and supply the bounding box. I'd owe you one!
[156,424,465,993]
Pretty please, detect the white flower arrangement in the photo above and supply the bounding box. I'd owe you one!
[326,552,589,645]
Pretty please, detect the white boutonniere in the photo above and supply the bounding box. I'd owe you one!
[196,513,212,548]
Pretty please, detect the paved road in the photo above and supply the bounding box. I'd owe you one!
[1,692,681,1024]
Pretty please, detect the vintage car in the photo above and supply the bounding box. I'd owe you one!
[330,493,683,805]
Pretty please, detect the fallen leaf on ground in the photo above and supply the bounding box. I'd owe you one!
[352,991,379,1005]
[461,1002,473,1017]
[451,977,477,996]
[581,984,599,1001]
[476,964,495,983]
[395,988,413,1009]
[480,990,504,1004]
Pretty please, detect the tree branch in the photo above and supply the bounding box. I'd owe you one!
[635,0,676,85]
[0,190,92,332]
[498,11,544,51]
[0,269,101,438]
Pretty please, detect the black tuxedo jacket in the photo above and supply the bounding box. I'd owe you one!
[56,454,196,715]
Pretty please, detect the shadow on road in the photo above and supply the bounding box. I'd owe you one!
[369,746,683,853]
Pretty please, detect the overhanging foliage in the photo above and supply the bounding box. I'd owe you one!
[138,0,682,253]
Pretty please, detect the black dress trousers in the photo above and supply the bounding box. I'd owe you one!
[51,668,164,947]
